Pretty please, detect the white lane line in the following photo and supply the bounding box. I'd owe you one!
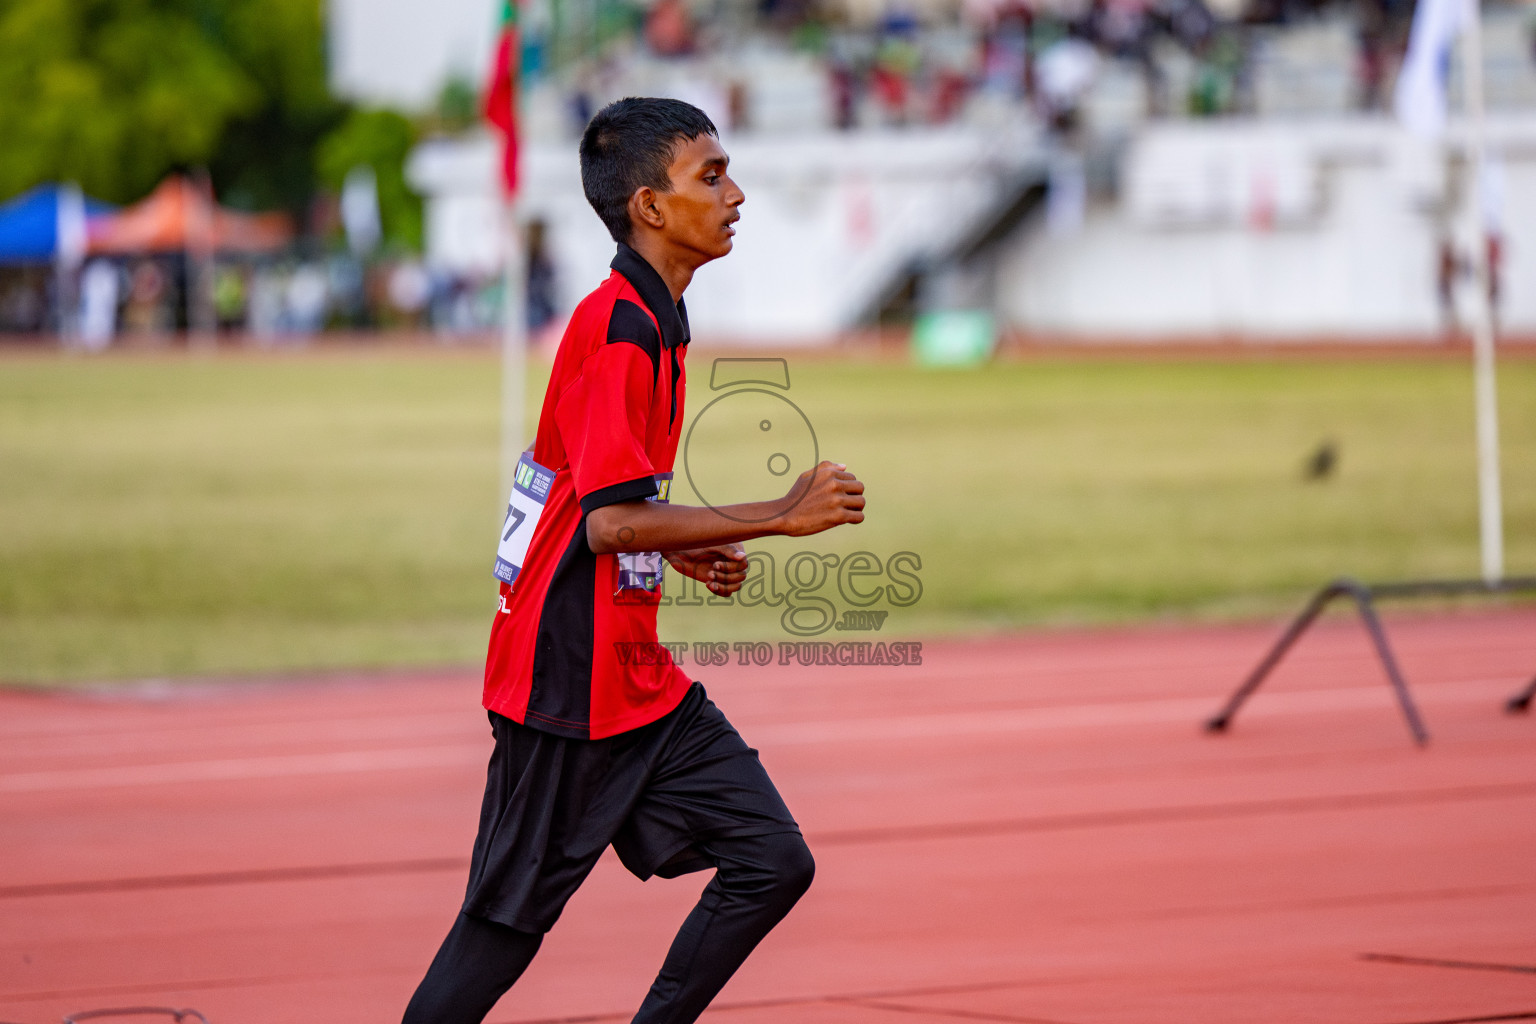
[0,710,484,757]
[753,678,1511,745]
[0,679,1514,793]
[0,745,485,793]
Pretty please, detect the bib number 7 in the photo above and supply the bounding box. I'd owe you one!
[494,452,555,585]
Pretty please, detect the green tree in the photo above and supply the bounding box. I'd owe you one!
[316,108,423,251]
[1,0,425,247]
[0,0,259,203]
[0,0,346,218]
[208,0,344,215]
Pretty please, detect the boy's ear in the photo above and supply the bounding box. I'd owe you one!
[628,187,665,233]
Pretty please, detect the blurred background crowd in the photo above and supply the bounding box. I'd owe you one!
[2,0,1535,347]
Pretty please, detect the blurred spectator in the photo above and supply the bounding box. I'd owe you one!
[728,81,751,133]
[1357,45,1391,112]
[873,33,923,125]
[1036,36,1100,132]
[386,260,431,327]
[1161,0,1216,49]
[0,273,45,334]
[570,85,596,137]
[430,272,501,335]
[247,267,285,341]
[213,265,247,332]
[980,6,1032,99]
[871,65,911,125]
[830,59,859,130]
[286,264,330,335]
[1436,236,1459,338]
[123,261,172,339]
[1189,29,1243,114]
[1488,233,1503,327]
[646,0,698,58]
[1092,0,1155,60]
[526,220,557,334]
[1432,233,1506,339]
[759,0,817,33]
[326,256,370,328]
[1355,0,1392,110]
[929,68,972,122]
[79,259,119,350]
[1088,0,1169,113]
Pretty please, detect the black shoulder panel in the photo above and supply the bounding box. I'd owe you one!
[607,299,661,381]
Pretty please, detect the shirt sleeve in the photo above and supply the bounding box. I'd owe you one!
[555,341,659,513]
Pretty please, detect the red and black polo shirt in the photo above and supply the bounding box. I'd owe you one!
[482,244,692,740]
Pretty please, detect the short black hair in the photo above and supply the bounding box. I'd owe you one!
[580,97,719,244]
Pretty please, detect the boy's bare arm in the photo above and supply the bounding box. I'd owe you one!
[586,461,865,555]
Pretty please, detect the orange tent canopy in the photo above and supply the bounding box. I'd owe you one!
[88,176,293,255]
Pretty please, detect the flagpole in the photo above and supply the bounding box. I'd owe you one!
[498,4,526,506]
[501,198,527,504]
[1460,0,1503,584]
[54,183,86,347]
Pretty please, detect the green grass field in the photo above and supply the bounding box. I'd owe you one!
[1,347,1532,683]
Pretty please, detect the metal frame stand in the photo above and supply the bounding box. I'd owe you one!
[1205,576,1536,746]
[1507,674,1536,714]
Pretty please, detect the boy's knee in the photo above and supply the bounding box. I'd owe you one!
[763,831,815,902]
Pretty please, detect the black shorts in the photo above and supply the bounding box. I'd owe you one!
[461,681,800,934]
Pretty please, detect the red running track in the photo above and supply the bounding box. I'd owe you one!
[1,610,1533,1024]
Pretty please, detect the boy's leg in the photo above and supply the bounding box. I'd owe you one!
[402,912,544,1024]
[630,830,814,1024]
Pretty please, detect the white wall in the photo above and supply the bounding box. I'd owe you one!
[999,115,1536,339]
[411,114,1536,341]
[408,122,1045,341]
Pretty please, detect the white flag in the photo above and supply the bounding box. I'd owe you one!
[341,164,382,257]
[1394,0,1468,137]
[55,182,88,270]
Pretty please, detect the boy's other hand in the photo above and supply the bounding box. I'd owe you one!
[663,543,749,596]
[778,461,865,537]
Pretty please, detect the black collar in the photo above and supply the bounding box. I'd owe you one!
[611,244,690,350]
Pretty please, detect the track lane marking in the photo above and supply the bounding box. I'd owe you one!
[0,745,483,792]
[0,857,469,900]
[842,998,1082,1023]
[8,788,1535,899]
[0,677,1522,793]
[0,967,411,1005]
[811,780,1536,846]
[754,677,1514,745]
[488,979,1094,1024]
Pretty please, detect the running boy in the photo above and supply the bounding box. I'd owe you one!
[402,97,866,1024]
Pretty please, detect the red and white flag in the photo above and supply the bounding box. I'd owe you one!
[484,0,520,195]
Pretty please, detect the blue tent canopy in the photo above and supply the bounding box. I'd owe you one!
[0,185,113,265]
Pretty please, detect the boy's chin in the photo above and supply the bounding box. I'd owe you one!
[698,237,733,262]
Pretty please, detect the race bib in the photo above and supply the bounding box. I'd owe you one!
[493,452,555,585]
[615,473,672,594]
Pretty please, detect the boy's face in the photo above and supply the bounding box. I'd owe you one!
[652,133,744,264]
